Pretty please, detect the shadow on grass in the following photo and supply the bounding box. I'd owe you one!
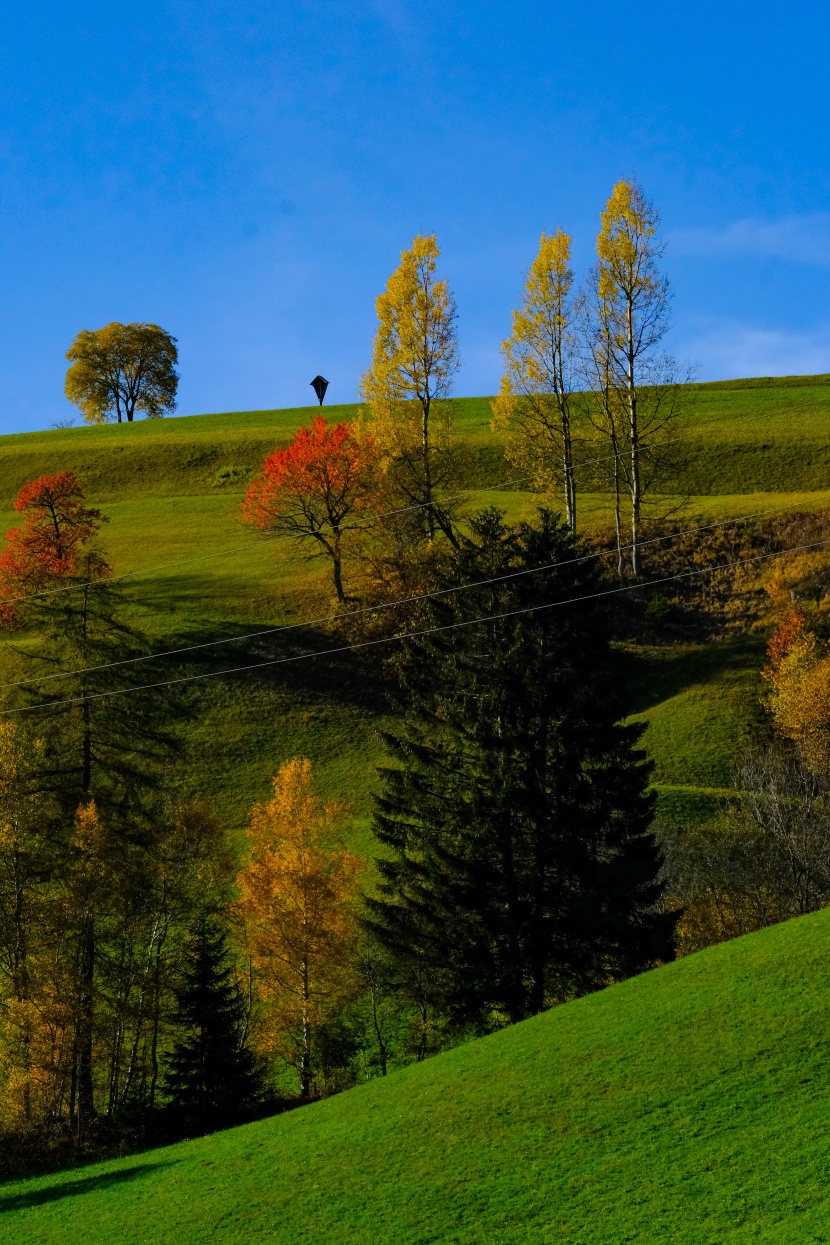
[620,637,765,717]
[0,1162,173,1212]
[162,614,392,714]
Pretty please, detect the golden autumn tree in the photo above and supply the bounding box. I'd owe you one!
[588,179,682,576]
[361,234,462,547]
[492,229,579,530]
[235,759,363,1098]
[763,610,830,768]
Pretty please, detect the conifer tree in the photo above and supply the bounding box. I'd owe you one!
[366,509,676,1030]
[163,918,262,1133]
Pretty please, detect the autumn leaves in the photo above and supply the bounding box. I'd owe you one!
[241,179,676,610]
[240,231,466,606]
[235,759,362,1100]
[0,470,109,626]
[241,416,375,604]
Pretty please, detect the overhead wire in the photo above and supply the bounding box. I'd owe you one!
[4,531,830,718]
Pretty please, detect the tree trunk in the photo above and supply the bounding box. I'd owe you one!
[528,688,550,1016]
[12,849,32,1119]
[369,982,387,1077]
[81,584,92,794]
[331,529,346,604]
[626,301,640,578]
[561,402,576,532]
[608,411,624,582]
[148,938,164,1108]
[421,396,435,540]
[300,956,311,1098]
[494,701,525,1024]
[76,921,96,1137]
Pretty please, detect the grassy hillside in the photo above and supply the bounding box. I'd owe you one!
[1,375,829,836]
[4,906,830,1242]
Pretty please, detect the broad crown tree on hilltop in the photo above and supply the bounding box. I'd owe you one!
[65,321,179,424]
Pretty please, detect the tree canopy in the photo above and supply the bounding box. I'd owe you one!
[235,758,363,1098]
[361,234,462,546]
[366,509,676,1029]
[493,229,579,530]
[0,471,108,625]
[64,322,178,424]
[242,416,376,604]
[163,918,263,1135]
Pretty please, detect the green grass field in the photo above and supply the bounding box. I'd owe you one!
[2,375,829,835]
[4,904,830,1243]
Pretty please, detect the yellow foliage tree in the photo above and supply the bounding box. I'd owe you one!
[235,759,363,1097]
[591,179,677,576]
[361,234,461,546]
[492,229,578,530]
[763,611,830,769]
[65,322,178,424]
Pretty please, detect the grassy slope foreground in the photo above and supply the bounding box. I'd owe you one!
[4,909,830,1243]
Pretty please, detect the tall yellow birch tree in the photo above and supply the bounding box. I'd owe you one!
[235,759,363,1098]
[581,267,627,578]
[591,179,678,576]
[492,229,579,530]
[361,234,461,547]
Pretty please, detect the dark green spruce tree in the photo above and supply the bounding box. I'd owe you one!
[366,508,677,1032]
[163,918,263,1134]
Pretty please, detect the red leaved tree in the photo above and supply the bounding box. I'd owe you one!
[241,416,376,603]
[0,471,109,626]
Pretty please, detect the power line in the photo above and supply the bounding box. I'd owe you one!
[4,532,829,718]
[0,495,819,694]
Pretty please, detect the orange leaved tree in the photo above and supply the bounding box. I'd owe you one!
[0,471,109,625]
[235,758,363,1097]
[242,416,375,603]
[763,609,830,768]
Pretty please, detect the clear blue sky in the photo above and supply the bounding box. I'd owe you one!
[1,0,829,432]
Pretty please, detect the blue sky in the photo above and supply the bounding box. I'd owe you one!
[1,0,828,432]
